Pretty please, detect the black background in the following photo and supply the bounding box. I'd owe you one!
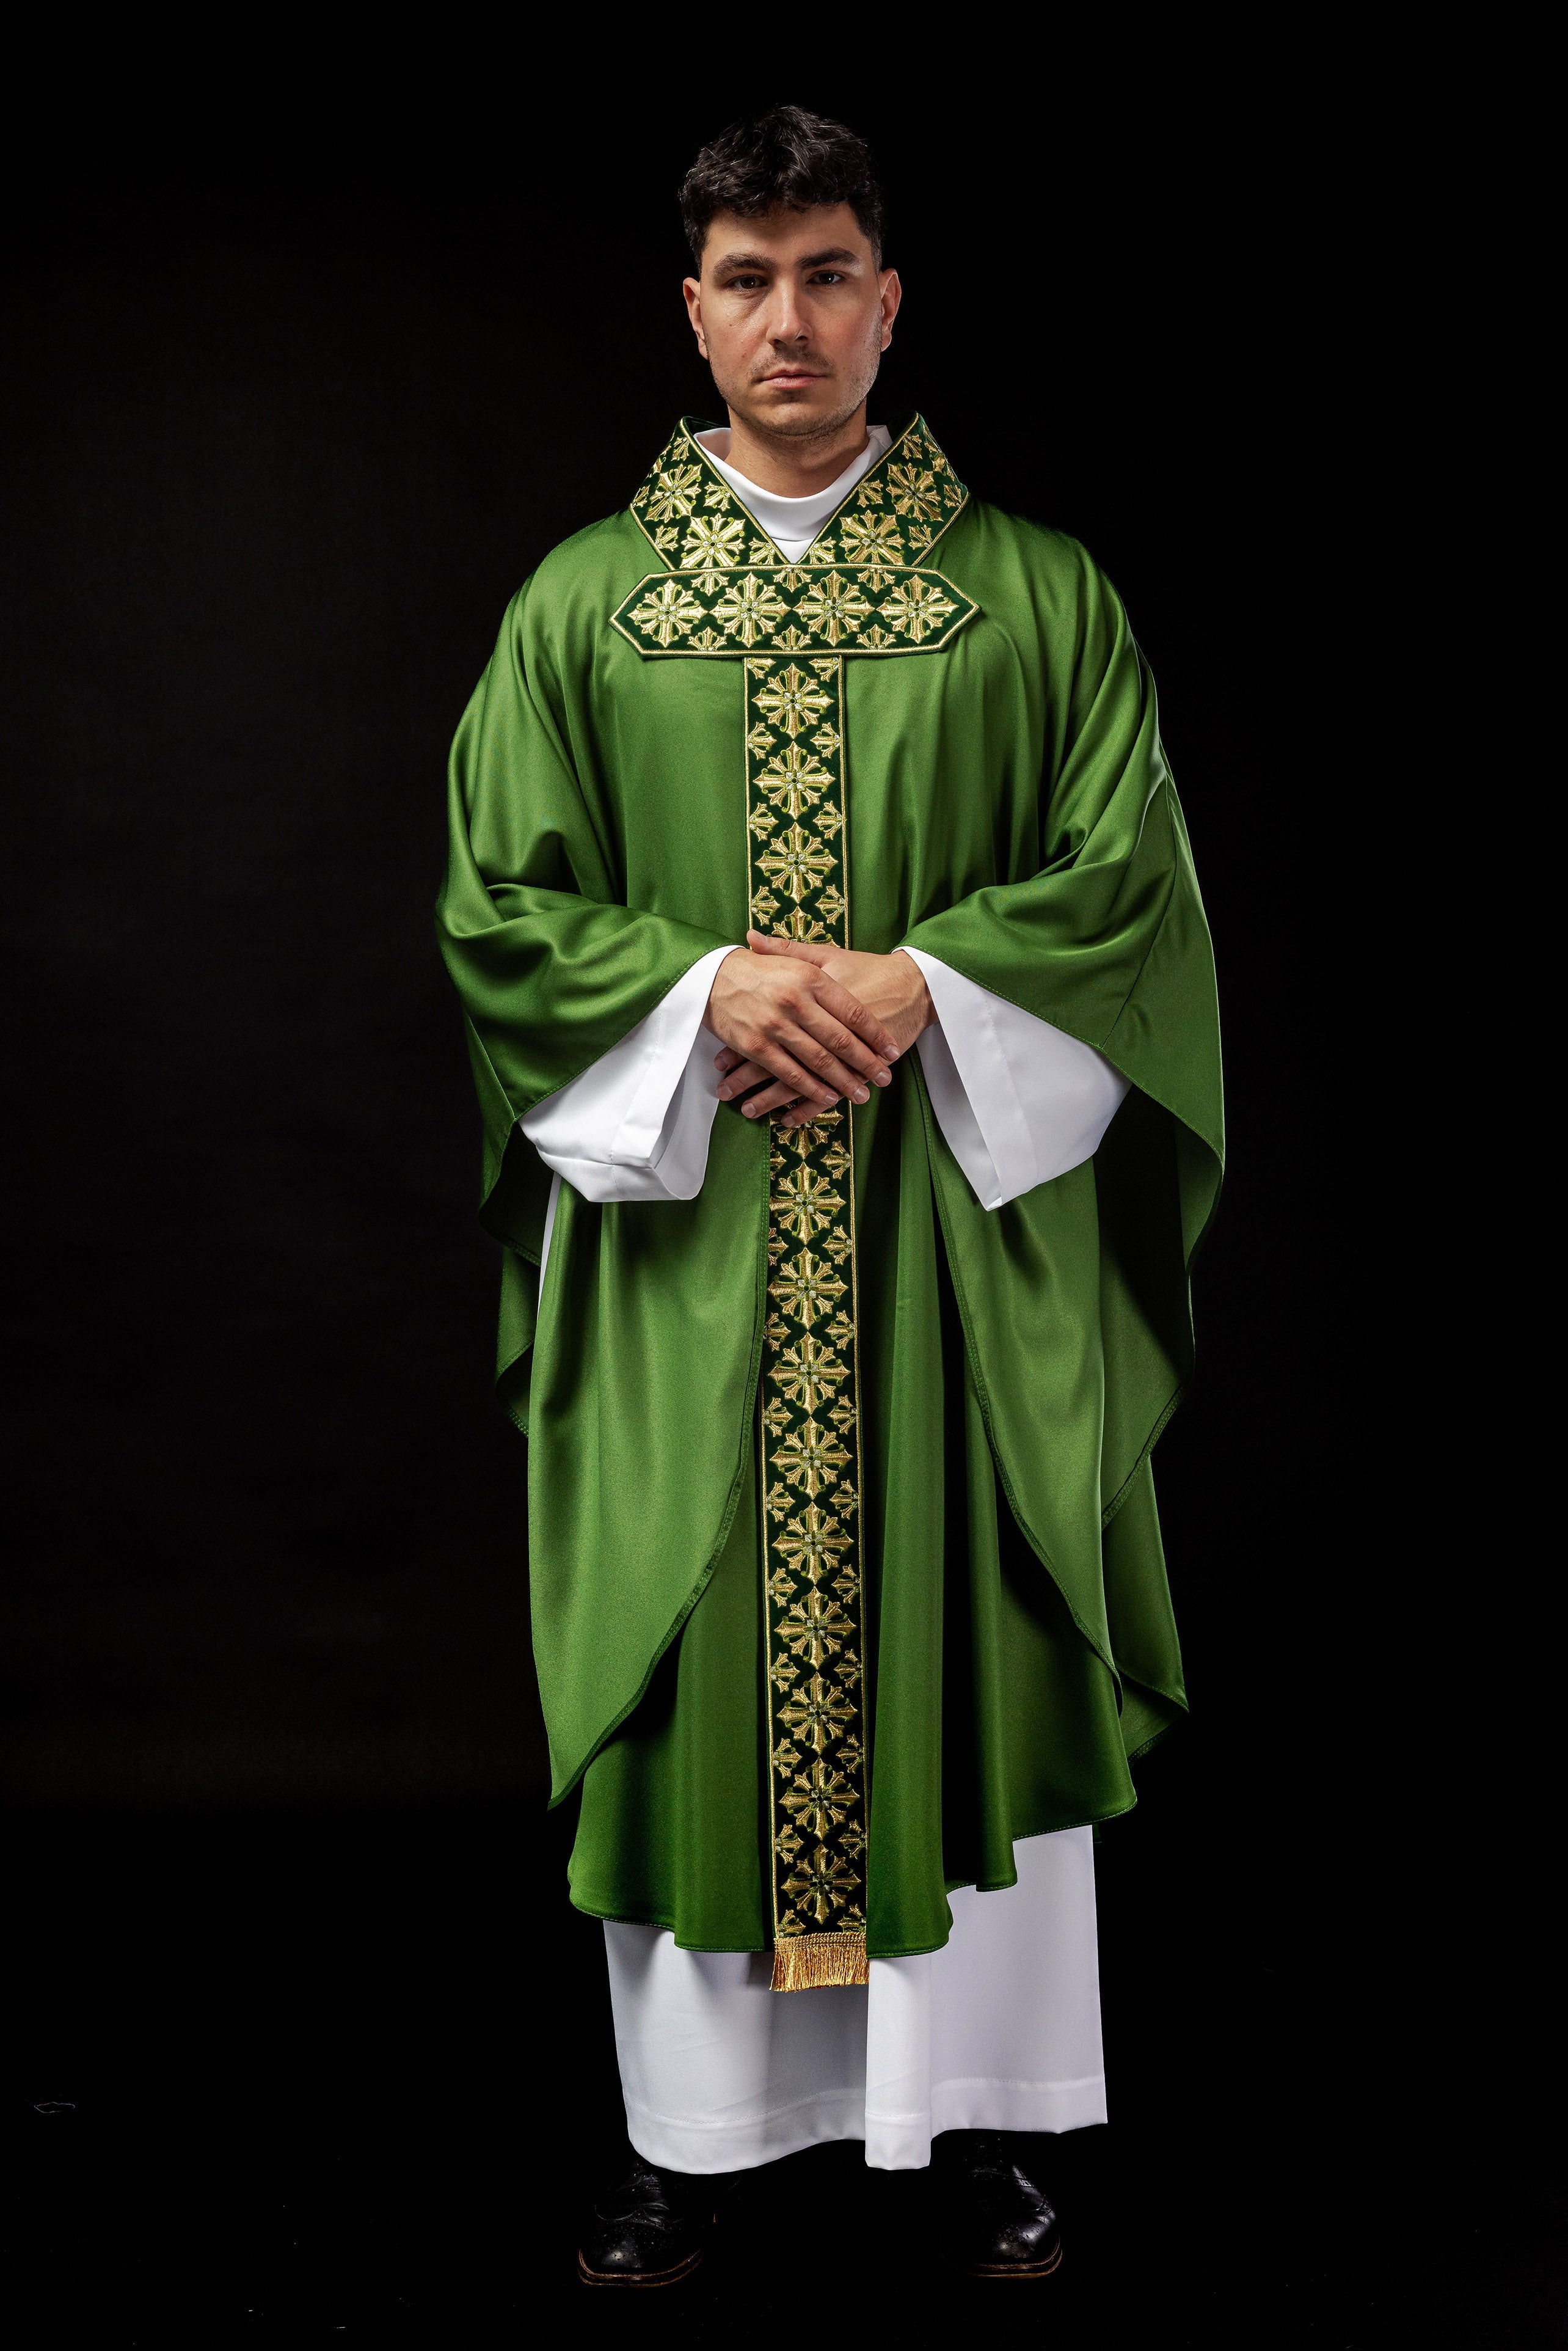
[0,73,1555,2346]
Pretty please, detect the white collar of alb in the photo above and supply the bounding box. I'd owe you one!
[695,423,892,546]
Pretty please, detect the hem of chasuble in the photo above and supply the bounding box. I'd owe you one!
[1123,1713,1183,1768]
[541,1431,756,1811]
[1099,1386,1186,1532]
[565,1805,1142,1958]
[567,1903,767,1955]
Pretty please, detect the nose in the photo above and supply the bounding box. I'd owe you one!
[764,282,809,346]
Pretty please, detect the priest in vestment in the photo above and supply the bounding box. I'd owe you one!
[437,106,1222,2286]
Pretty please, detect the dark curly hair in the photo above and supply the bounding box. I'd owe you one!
[679,106,886,267]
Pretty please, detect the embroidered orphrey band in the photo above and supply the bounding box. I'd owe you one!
[744,652,870,1985]
[613,416,974,1986]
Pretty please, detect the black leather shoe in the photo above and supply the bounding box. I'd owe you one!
[577,2156,716,2287]
[936,2130,1063,2278]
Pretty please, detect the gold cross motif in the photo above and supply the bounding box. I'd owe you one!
[782,1843,860,1926]
[776,1671,858,1755]
[769,1416,853,1499]
[757,823,835,905]
[773,1502,852,1585]
[768,1251,848,1330]
[775,1335,849,1414]
[769,1165,844,1240]
[755,742,834,816]
[752,663,833,737]
[781,1761,858,1840]
[712,573,788,646]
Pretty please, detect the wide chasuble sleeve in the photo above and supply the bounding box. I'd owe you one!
[437,417,1223,1977]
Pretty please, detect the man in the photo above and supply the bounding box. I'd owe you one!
[438,106,1222,2285]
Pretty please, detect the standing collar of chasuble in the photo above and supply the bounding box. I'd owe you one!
[614,413,977,657]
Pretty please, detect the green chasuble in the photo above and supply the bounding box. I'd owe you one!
[437,415,1223,1975]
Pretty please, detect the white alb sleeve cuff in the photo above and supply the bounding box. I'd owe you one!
[903,948,1131,1212]
[518,944,734,1205]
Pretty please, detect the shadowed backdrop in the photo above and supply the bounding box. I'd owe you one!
[1,82,1540,2346]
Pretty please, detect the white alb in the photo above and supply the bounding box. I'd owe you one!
[606,1827,1106,2174]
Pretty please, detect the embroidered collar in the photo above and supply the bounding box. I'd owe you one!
[629,413,968,577]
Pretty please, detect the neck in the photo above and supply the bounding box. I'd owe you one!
[720,403,870,498]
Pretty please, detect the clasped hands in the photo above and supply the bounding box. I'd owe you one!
[706,929,935,1130]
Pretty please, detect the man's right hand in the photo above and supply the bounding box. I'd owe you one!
[706,945,898,1121]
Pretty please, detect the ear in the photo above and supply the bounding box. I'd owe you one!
[682,276,708,359]
[879,268,902,353]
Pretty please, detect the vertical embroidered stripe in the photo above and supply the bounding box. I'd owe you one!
[746,654,870,1984]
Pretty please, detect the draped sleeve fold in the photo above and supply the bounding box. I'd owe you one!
[436,577,737,1261]
[900,549,1223,1256]
[899,546,1223,1689]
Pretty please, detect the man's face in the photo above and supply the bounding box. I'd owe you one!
[683,203,900,441]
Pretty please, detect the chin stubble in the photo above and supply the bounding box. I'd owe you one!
[727,341,883,446]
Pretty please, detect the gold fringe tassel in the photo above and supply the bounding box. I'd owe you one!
[770,1930,870,1992]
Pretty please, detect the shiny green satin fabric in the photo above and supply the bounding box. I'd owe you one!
[437,477,1223,1956]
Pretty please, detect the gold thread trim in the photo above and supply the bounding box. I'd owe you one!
[770,1928,869,1992]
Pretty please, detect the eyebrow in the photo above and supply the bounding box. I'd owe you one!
[712,246,862,274]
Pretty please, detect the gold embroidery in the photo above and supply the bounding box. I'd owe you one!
[712,572,789,646]
[756,742,833,815]
[757,822,835,908]
[753,664,833,737]
[837,511,903,566]
[794,572,874,645]
[613,558,973,658]
[878,575,960,643]
[625,579,702,648]
[617,417,974,1989]
[886,460,946,524]
[743,645,872,1967]
[679,514,747,572]
[634,463,704,523]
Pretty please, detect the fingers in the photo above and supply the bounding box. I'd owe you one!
[715,1027,835,1108]
[715,1056,770,1099]
[815,979,899,1069]
[747,928,833,966]
[732,1047,839,1117]
[743,932,900,1067]
[715,1004,881,1107]
[740,1075,819,1119]
[791,1000,892,1095]
[717,1060,829,1127]
[717,1026,869,1114]
[712,945,895,1109]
